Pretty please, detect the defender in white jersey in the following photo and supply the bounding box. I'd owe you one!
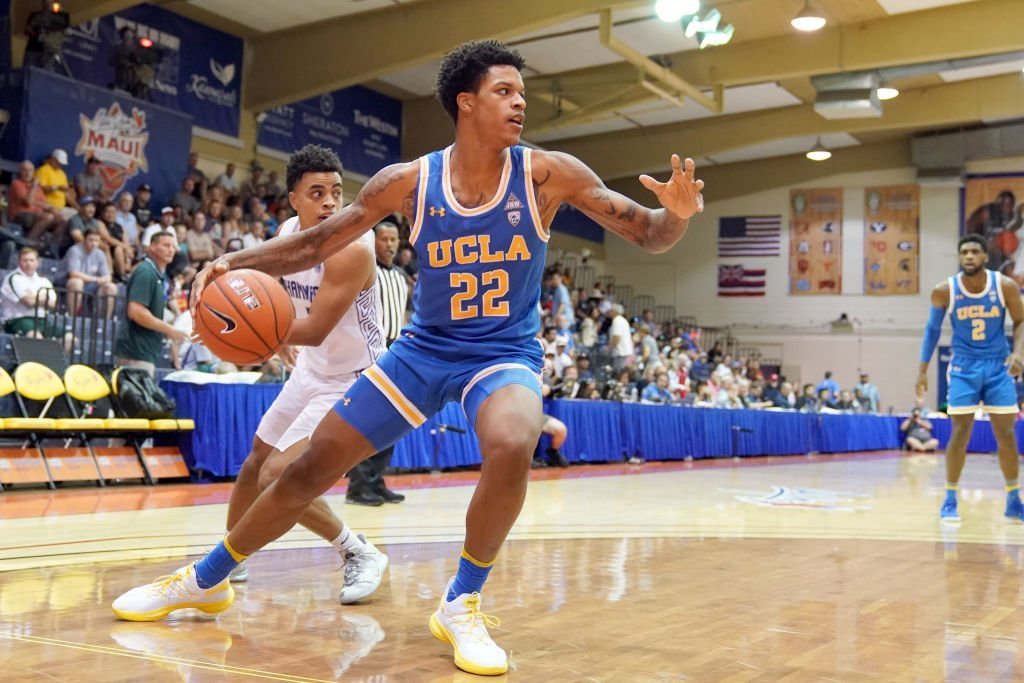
[223,146,389,603]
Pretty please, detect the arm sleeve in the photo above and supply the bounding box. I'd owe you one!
[919,305,945,363]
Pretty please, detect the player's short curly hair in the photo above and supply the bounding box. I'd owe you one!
[958,234,988,253]
[435,40,526,123]
[286,144,343,192]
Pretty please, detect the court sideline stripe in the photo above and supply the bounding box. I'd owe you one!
[0,632,333,682]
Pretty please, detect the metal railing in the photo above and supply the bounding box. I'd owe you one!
[28,286,123,368]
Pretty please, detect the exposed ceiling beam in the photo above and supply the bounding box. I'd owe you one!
[552,72,1024,180]
[607,139,913,207]
[528,0,1024,113]
[244,0,646,112]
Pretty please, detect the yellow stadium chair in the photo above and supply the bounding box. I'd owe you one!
[62,364,152,484]
[0,366,54,490]
[2,363,104,488]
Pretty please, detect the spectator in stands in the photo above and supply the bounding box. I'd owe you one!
[115,192,140,253]
[833,389,860,412]
[854,372,880,412]
[640,308,661,338]
[815,371,840,401]
[577,305,599,356]
[132,183,155,228]
[576,354,594,382]
[267,206,291,237]
[239,165,264,205]
[186,152,208,198]
[173,177,200,217]
[1,247,57,337]
[772,380,797,409]
[550,270,574,327]
[65,229,117,317]
[853,387,872,414]
[66,196,100,247]
[35,149,76,220]
[713,354,735,384]
[242,222,266,250]
[212,162,239,196]
[185,210,219,271]
[141,207,176,247]
[114,232,188,375]
[690,351,711,382]
[762,373,782,404]
[795,384,819,412]
[643,371,677,405]
[219,205,244,248]
[743,382,774,410]
[74,157,107,204]
[553,365,583,399]
[901,408,939,452]
[605,368,638,402]
[608,303,633,370]
[396,245,417,279]
[10,160,65,249]
[707,340,724,366]
[96,201,133,280]
[638,324,662,370]
[264,170,283,202]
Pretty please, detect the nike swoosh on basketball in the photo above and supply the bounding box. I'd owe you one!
[205,305,237,333]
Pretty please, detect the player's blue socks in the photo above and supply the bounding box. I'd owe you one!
[448,548,494,601]
[194,538,248,589]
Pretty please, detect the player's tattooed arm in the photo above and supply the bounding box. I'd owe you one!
[534,151,704,254]
[190,161,418,316]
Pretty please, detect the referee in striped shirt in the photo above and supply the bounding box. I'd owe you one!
[346,220,410,505]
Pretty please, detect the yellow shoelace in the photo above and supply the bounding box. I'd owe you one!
[452,594,500,643]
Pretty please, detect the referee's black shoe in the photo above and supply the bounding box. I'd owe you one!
[346,490,385,506]
[376,486,405,503]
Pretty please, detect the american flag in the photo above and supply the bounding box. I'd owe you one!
[718,264,766,297]
[718,215,782,257]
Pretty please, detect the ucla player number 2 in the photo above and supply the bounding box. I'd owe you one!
[450,270,510,319]
[972,318,985,341]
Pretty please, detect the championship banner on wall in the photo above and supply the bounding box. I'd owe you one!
[258,85,402,179]
[62,3,243,137]
[863,185,919,295]
[963,174,1024,287]
[19,68,191,204]
[789,188,843,295]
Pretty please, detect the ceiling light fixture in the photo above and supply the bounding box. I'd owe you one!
[791,2,826,32]
[698,24,733,49]
[806,138,832,161]
[655,0,700,23]
[876,86,899,100]
[684,8,720,37]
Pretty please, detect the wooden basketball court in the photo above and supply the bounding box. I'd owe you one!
[2,451,1024,681]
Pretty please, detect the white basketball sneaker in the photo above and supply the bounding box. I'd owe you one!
[338,534,389,605]
[428,577,508,676]
[112,563,235,622]
[228,560,249,583]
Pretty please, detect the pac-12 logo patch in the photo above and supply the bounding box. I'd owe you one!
[507,210,521,226]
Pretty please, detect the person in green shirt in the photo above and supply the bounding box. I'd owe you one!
[114,232,188,376]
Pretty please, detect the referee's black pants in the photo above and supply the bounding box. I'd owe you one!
[347,445,394,496]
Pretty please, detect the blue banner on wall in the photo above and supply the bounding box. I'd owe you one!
[550,204,605,243]
[18,68,191,204]
[258,85,402,178]
[60,3,242,137]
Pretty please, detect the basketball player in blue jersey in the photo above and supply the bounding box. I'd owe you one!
[114,41,704,676]
[918,234,1024,524]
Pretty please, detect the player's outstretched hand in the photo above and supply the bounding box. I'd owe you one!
[1007,351,1024,377]
[915,371,928,398]
[189,258,230,321]
[639,155,705,220]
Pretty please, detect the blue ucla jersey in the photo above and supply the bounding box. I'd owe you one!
[407,145,548,352]
[948,269,1009,359]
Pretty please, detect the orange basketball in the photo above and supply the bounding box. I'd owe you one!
[195,269,294,365]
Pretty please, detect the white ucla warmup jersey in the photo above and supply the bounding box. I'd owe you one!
[277,217,385,376]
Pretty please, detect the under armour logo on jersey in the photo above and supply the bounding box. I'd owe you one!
[430,206,446,217]
[504,193,523,211]
[343,397,351,406]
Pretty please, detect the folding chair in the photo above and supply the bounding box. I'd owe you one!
[5,362,105,487]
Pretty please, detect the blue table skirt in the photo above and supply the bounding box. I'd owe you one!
[161,381,1000,477]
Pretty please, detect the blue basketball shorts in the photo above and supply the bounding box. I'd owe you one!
[332,333,544,450]
[946,354,1018,415]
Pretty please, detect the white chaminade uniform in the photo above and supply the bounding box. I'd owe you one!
[255,217,385,451]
